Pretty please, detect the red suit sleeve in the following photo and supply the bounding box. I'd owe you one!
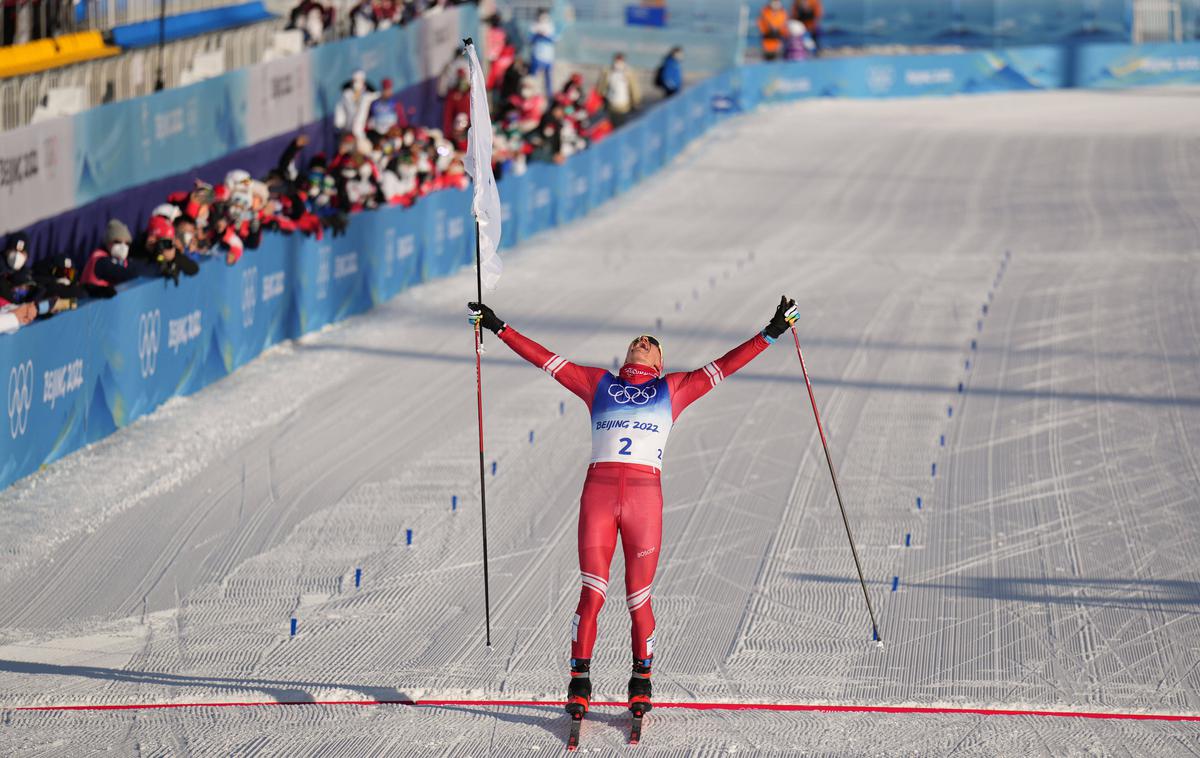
[498,327,608,410]
[666,332,771,420]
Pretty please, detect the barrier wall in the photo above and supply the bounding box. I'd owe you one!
[6,39,1200,490]
[729,40,1200,108]
[0,4,479,238]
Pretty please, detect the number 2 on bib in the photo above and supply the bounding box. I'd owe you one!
[618,437,632,455]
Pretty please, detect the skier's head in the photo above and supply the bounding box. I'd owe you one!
[625,335,663,374]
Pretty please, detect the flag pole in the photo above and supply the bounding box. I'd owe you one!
[464,37,494,648]
[473,219,492,648]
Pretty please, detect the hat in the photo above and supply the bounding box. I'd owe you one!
[147,215,175,240]
[382,77,393,89]
[4,231,28,253]
[105,219,132,245]
[152,203,181,222]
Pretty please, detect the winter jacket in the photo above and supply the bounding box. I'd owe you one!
[759,5,789,55]
[793,0,822,29]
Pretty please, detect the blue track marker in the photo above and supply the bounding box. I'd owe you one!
[970,339,977,350]
[965,359,971,370]
[948,405,953,418]
[406,529,413,546]
[958,382,964,393]
[977,319,983,332]
[491,461,497,476]
[982,304,988,315]
[891,577,899,592]
[529,430,534,444]
[939,434,945,447]
[904,533,911,547]
[560,401,565,415]
[452,495,457,512]
[932,462,937,477]
[355,568,362,588]
[656,317,662,330]
[917,496,923,510]
[290,618,297,636]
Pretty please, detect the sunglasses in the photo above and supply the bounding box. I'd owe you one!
[632,335,661,349]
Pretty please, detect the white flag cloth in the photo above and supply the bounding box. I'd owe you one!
[463,41,503,291]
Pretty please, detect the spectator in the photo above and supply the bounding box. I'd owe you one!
[442,70,471,137]
[330,133,383,212]
[351,0,397,37]
[499,56,530,115]
[1,233,75,316]
[786,20,816,61]
[133,216,199,284]
[654,46,684,98]
[436,45,471,98]
[508,76,546,132]
[174,215,204,260]
[81,220,138,299]
[1,233,38,306]
[368,78,408,142]
[759,0,789,61]
[792,0,822,53]
[287,0,334,46]
[335,70,379,152]
[529,8,556,97]
[597,53,640,128]
[484,13,507,64]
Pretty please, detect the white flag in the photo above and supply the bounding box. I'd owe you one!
[463,40,503,291]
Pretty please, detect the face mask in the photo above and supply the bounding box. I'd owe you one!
[110,242,129,261]
[6,250,26,271]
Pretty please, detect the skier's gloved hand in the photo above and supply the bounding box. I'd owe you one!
[468,302,506,335]
[763,295,798,339]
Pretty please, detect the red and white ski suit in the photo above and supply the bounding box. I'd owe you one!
[498,327,772,662]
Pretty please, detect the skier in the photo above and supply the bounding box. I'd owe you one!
[468,296,799,719]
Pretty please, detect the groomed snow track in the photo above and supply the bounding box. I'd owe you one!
[1,89,1199,756]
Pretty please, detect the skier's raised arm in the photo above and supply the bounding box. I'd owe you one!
[666,296,798,418]
[469,302,608,405]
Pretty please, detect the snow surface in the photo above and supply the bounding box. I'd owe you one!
[2,89,1200,755]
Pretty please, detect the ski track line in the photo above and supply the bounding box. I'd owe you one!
[11,697,1200,723]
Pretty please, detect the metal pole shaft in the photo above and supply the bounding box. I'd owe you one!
[473,221,492,647]
[791,326,882,642]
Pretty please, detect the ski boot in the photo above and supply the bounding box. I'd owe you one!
[565,658,592,717]
[628,659,653,716]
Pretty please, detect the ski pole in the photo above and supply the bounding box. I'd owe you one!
[790,326,883,646]
[473,221,493,647]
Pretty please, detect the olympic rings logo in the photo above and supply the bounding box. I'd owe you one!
[608,382,657,406]
[138,310,161,378]
[8,360,33,439]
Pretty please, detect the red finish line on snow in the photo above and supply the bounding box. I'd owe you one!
[14,699,1200,722]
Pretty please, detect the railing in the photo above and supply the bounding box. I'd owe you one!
[1,0,255,44]
[0,17,289,130]
[1133,0,1184,43]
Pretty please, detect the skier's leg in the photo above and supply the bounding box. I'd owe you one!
[571,468,620,660]
[619,472,663,664]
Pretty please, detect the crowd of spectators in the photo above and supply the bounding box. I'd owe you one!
[759,0,821,61]
[1,7,685,337]
[286,0,477,47]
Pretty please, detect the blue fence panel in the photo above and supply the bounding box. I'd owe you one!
[0,307,93,484]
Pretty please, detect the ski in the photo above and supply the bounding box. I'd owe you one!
[629,712,644,745]
[566,711,583,751]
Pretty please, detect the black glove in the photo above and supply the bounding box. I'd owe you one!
[763,295,798,339]
[467,301,506,334]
